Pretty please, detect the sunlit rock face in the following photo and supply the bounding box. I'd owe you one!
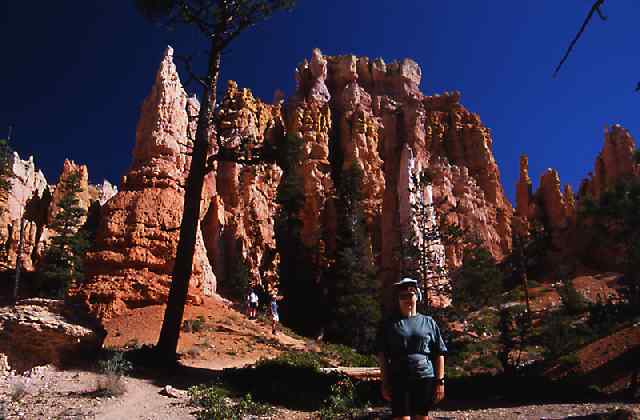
[202,80,283,294]
[68,48,517,318]
[287,49,514,299]
[73,47,218,320]
[0,152,50,271]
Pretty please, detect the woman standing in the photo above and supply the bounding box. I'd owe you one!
[376,278,447,420]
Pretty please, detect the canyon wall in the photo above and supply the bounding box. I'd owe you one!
[514,124,639,271]
[3,48,518,318]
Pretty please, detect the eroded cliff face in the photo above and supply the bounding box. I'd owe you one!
[0,153,49,271]
[304,51,513,286]
[514,124,639,270]
[1,155,116,274]
[579,125,639,199]
[5,48,518,319]
[202,80,283,293]
[72,47,217,320]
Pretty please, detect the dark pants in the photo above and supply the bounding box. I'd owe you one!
[391,376,435,417]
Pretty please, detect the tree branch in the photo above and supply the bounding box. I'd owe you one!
[553,0,606,78]
[174,54,209,89]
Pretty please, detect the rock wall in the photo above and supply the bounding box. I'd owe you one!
[514,124,639,271]
[0,153,50,271]
[579,125,639,199]
[202,80,283,292]
[73,47,217,320]
[6,48,518,319]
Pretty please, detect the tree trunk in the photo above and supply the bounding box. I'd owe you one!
[520,238,532,318]
[13,216,25,302]
[155,45,221,359]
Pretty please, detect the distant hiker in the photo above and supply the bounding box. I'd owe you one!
[248,290,259,319]
[270,296,279,335]
[376,278,447,420]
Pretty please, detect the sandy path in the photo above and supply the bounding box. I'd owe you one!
[94,377,195,420]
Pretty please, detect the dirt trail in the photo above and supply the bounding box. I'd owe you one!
[91,299,308,419]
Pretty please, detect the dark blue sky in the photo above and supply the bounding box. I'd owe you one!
[1,1,638,203]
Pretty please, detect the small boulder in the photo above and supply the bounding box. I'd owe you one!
[0,298,105,372]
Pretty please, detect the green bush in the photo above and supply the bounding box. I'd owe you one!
[256,350,330,371]
[183,316,207,333]
[188,385,271,419]
[99,351,132,377]
[539,313,595,359]
[321,343,377,367]
[222,352,347,410]
[319,376,359,419]
[557,353,581,371]
[558,279,589,315]
[95,352,133,397]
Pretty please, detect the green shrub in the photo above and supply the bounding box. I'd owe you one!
[183,316,207,333]
[558,280,589,315]
[99,352,132,377]
[557,353,581,371]
[319,376,359,419]
[223,352,339,410]
[95,352,133,397]
[321,343,377,367]
[540,313,595,359]
[189,385,272,419]
[256,350,329,371]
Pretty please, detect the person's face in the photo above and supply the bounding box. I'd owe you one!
[398,287,417,315]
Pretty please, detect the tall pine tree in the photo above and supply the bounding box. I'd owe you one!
[326,162,380,353]
[41,171,89,298]
[0,137,14,265]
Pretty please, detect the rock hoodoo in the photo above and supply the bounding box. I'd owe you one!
[513,124,639,271]
[202,80,283,293]
[3,48,520,320]
[73,47,217,320]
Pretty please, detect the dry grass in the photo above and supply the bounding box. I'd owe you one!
[94,373,127,397]
[9,376,30,402]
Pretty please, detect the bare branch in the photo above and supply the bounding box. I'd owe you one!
[174,54,209,89]
[553,0,606,78]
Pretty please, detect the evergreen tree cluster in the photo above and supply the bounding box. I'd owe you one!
[400,170,451,309]
[274,134,320,335]
[578,179,640,306]
[453,246,504,310]
[325,163,380,354]
[40,171,90,297]
[0,138,14,264]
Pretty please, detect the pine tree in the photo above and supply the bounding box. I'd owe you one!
[136,0,296,359]
[41,171,89,298]
[453,246,504,310]
[326,163,380,353]
[400,169,451,310]
[0,137,14,264]
[578,179,640,307]
[274,134,317,334]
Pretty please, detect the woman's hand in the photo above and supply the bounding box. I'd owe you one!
[381,381,392,401]
[434,383,445,403]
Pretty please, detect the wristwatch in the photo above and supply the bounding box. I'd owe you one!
[435,378,445,385]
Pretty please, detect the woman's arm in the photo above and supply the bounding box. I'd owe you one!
[434,355,445,403]
[377,352,392,401]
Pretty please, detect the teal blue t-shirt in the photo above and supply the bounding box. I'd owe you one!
[376,313,448,379]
